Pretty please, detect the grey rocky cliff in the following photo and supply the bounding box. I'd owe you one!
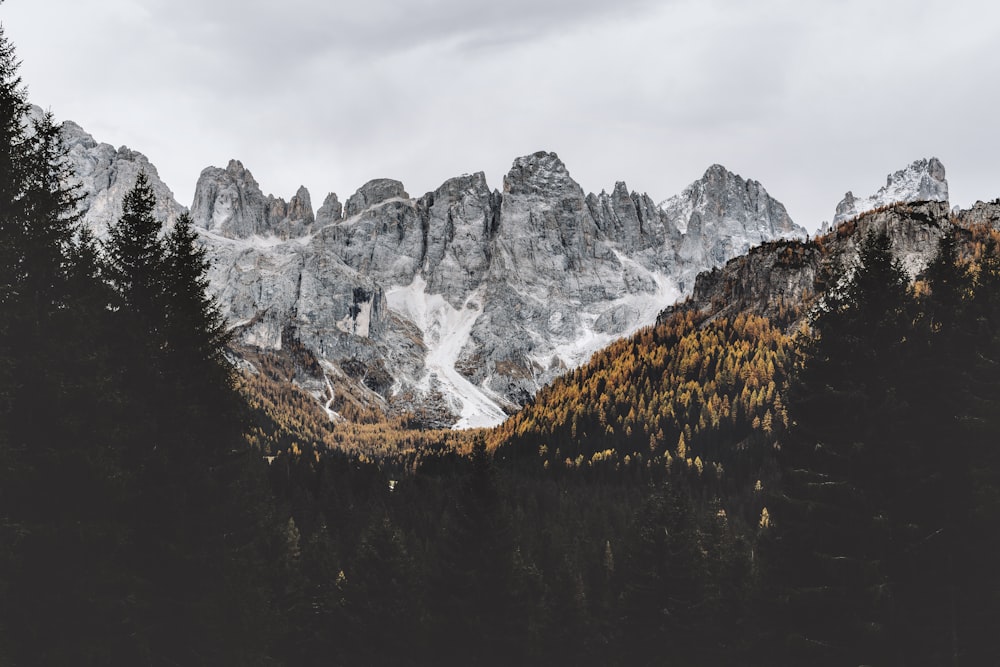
[954,199,1000,229]
[833,157,948,226]
[420,172,497,308]
[670,200,953,328]
[344,179,408,217]
[190,160,271,238]
[58,116,185,235]
[586,182,675,257]
[315,192,343,226]
[58,117,809,428]
[660,164,806,290]
[189,160,321,240]
[267,185,315,239]
[316,196,426,288]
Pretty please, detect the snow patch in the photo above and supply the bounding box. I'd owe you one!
[548,253,681,370]
[198,227,314,250]
[386,276,507,429]
[336,298,373,337]
[833,158,948,225]
[322,375,343,422]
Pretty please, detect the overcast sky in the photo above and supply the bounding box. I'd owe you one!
[3,0,999,230]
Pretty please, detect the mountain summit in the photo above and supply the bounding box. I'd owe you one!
[59,123,807,428]
[660,164,802,289]
[833,157,948,225]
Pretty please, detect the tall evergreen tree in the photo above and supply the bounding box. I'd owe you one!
[937,234,1000,663]
[162,212,230,370]
[103,171,165,334]
[768,230,914,665]
[100,175,283,663]
[0,26,147,665]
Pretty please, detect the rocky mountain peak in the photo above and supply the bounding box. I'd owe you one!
[702,163,732,180]
[659,164,805,288]
[661,164,796,232]
[316,192,343,226]
[225,158,253,180]
[955,199,1000,230]
[57,113,820,429]
[55,111,185,235]
[289,186,312,220]
[190,159,322,239]
[833,157,948,225]
[503,151,579,197]
[265,185,315,239]
[189,159,269,238]
[344,179,408,217]
[433,171,490,196]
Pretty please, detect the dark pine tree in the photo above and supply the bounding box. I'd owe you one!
[766,230,913,666]
[0,25,149,665]
[101,176,283,664]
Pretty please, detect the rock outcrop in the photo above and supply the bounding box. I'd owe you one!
[955,199,1000,229]
[833,157,948,226]
[190,160,321,239]
[267,185,315,239]
[670,200,954,328]
[343,179,408,217]
[190,160,271,238]
[57,115,185,235]
[315,192,343,227]
[660,164,805,290]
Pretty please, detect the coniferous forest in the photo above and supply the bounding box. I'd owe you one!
[2,26,1000,666]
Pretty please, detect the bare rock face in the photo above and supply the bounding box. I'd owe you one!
[59,113,809,428]
[420,172,497,308]
[955,199,1000,229]
[315,192,343,227]
[466,152,631,405]
[833,157,948,225]
[587,182,671,256]
[316,197,426,288]
[267,185,315,239]
[190,161,319,239]
[660,164,806,290]
[190,160,271,238]
[674,200,953,328]
[59,117,185,235]
[493,151,616,299]
[343,179,408,217]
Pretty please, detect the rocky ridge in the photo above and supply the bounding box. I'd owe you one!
[665,200,955,330]
[189,160,320,240]
[832,157,948,226]
[659,164,800,290]
[61,123,810,428]
[55,113,186,236]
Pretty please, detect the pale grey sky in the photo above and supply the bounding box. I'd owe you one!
[3,0,999,230]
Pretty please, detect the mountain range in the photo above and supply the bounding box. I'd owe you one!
[56,111,958,428]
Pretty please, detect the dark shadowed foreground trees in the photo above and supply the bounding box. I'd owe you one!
[0,28,285,663]
[765,229,1000,665]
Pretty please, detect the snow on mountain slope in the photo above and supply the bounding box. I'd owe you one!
[58,115,809,429]
[386,276,507,429]
[833,157,948,225]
